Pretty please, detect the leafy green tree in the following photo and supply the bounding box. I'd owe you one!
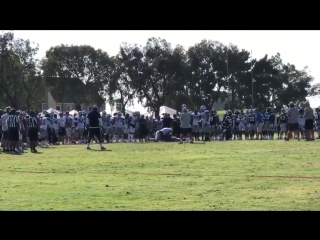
[42,45,112,109]
[0,31,44,110]
[186,40,228,110]
[107,56,137,114]
[120,38,185,114]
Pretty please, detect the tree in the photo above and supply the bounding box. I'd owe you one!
[224,44,252,110]
[0,31,45,110]
[107,56,137,114]
[120,38,185,115]
[308,83,320,96]
[247,54,281,109]
[42,44,112,108]
[270,53,313,107]
[186,40,228,110]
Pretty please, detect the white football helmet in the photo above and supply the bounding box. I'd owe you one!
[200,105,206,111]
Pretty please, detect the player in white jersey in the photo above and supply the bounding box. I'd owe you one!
[58,113,66,144]
[191,110,201,141]
[77,111,86,143]
[39,112,51,147]
[52,114,59,144]
[114,112,125,142]
[105,113,113,143]
[128,115,137,142]
[47,113,55,145]
[64,112,73,144]
[239,110,248,140]
[154,116,162,131]
[101,111,109,142]
[72,113,78,143]
[199,106,210,141]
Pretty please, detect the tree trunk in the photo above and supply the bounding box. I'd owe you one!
[154,105,160,117]
[231,88,235,111]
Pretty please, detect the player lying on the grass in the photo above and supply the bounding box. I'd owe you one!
[153,128,180,142]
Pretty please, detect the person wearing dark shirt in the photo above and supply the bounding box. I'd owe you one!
[172,114,180,138]
[278,108,288,139]
[7,108,20,153]
[276,113,281,139]
[221,117,232,141]
[162,114,173,128]
[138,115,148,141]
[86,105,105,150]
[27,110,39,153]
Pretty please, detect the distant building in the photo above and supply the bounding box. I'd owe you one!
[39,88,105,113]
[39,77,105,113]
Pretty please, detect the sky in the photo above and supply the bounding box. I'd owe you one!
[5,30,320,113]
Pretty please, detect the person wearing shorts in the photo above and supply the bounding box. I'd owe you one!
[86,105,105,150]
[27,111,39,152]
[304,101,314,140]
[7,109,20,153]
[286,102,299,141]
[255,109,264,140]
[1,107,10,152]
[64,112,73,144]
[58,113,66,144]
[179,107,192,144]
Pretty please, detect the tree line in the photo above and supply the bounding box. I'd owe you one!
[0,31,318,114]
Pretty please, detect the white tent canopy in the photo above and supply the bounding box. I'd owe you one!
[306,95,320,108]
[159,106,177,117]
[125,109,134,115]
[69,110,79,115]
[46,108,61,115]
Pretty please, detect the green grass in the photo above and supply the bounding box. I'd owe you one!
[1,140,320,210]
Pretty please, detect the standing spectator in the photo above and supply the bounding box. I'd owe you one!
[303,101,314,141]
[86,105,105,150]
[286,102,299,141]
[172,114,180,138]
[162,113,173,128]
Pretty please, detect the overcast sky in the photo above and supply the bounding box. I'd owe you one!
[6,30,320,112]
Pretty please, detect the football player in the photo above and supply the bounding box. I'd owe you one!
[209,109,219,141]
[191,109,201,141]
[233,110,241,140]
[247,109,256,140]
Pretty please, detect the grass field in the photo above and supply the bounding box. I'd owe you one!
[1,140,320,210]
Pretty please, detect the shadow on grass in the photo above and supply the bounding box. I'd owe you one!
[87,149,113,152]
[31,152,43,154]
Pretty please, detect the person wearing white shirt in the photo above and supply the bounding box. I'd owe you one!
[58,113,66,144]
[52,114,59,144]
[77,112,85,144]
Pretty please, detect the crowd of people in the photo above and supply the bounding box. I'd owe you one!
[0,101,319,154]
